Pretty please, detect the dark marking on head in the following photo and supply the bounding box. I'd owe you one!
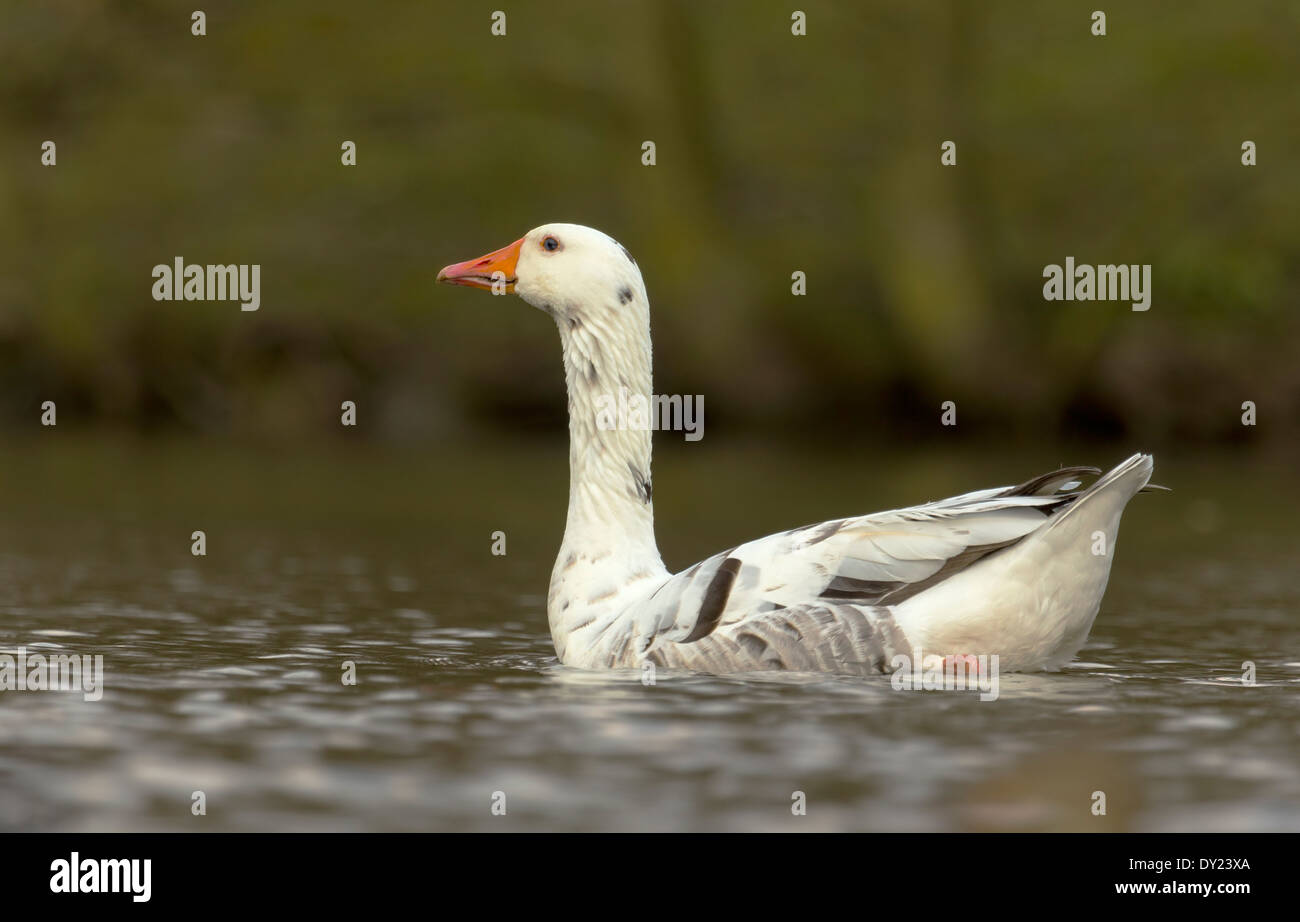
[628,461,652,504]
[566,315,582,331]
[617,286,633,305]
[617,242,636,266]
[683,557,742,643]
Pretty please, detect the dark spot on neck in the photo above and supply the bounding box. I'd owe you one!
[584,360,599,384]
[617,286,633,305]
[628,461,652,504]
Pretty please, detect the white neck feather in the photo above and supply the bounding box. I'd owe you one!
[545,282,668,651]
[555,299,659,555]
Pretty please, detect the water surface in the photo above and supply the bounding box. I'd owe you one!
[1,436,1296,831]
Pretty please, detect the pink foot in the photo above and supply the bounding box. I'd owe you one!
[941,654,983,676]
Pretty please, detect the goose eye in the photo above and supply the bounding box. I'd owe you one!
[542,235,560,252]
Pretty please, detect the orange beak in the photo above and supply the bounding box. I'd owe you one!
[436,237,524,292]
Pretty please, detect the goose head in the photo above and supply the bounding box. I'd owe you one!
[436,223,645,323]
[436,222,659,543]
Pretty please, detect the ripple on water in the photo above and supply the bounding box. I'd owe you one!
[1,497,1297,832]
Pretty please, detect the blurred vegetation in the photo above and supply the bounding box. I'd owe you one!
[1,0,1297,447]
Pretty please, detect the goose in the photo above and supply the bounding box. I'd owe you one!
[437,223,1158,676]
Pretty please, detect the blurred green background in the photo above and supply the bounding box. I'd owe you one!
[2,0,1297,448]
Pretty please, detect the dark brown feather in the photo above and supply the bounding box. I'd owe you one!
[684,557,742,642]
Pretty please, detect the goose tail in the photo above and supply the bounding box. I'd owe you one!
[1047,452,1155,531]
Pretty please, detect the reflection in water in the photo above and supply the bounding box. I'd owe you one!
[0,438,1296,831]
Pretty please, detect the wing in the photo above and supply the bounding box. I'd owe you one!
[621,465,1100,673]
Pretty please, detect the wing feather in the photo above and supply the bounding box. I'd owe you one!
[631,466,1098,664]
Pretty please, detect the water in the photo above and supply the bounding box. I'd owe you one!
[1,436,1297,831]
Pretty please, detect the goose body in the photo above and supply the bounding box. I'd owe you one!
[438,223,1154,675]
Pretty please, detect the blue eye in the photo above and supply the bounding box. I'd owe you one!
[543,236,560,251]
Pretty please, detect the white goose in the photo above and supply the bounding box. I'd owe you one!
[438,223,1157,676]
